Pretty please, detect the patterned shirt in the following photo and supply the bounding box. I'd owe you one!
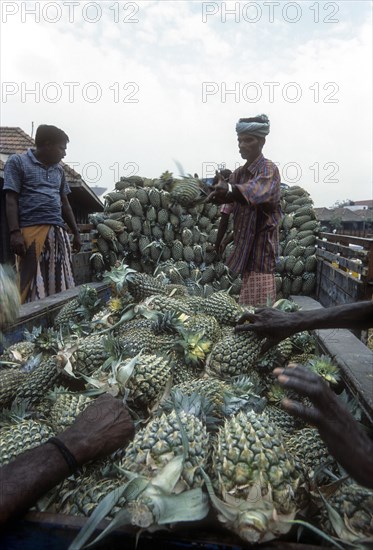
[4,148,70,228]
[223,153,282,275]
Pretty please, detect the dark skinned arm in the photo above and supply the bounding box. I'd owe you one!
[61,194,81,252]
[273,364,373,489]
[215,212,230,255]
[206,174,246,205]
[0,394,134,524]
[235,301,373,351]
[5,191,26,257]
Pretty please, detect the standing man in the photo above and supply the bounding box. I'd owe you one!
[4,124,81,303]
[208,114,281,306]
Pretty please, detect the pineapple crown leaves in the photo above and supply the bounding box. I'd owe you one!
[272,299,300,312]
[172,329,212,366]
[150,310,187,335]
[222,393,267,418]
[305,355,340,385]
[160,389,217,430]
[103,261,137,295]
[0,398,34,426]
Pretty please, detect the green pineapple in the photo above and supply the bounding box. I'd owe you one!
[119,394,210,492]
[208,410,301,543]
[0,416,54,466]
[305,355,340,385]
[206,332,262,379]
[49,390,93,433]
[104,262,168,302]
[184,313,221,343]
[285,427,337,480]
[15,355,65,405]
[1,341,35,365]
[0,368,28,408]
[202,291,244,325]
[316,482,373,544]
[70,334,108,376]
[54,286,99,329]
[114,353,172,410]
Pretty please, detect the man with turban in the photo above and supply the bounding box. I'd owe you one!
[209,114,281,306]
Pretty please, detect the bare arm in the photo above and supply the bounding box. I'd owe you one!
[61,194,81,252]
[236,301,373,343]
[215,212,230,255]
[274,365,373,489]
[5,191,26,257]
[0,394,134,523]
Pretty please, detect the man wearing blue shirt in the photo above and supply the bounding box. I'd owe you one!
[4,124,81,303]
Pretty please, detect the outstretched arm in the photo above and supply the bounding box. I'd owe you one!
[235,301,373,346]
[273,364,373,488]
[0,394,134,524]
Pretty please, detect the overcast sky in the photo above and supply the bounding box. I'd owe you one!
[1,0,372,207]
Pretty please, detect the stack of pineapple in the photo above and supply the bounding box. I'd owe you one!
[276,185,320,298]
[89,176,320,300]
[1,267,371,546]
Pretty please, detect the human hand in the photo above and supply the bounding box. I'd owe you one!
[272,364,336,428]
[235,307,301,351]
[206,172,229,205]
[58,394,135,465]
[10,231,26,257]
[72,233,82,253]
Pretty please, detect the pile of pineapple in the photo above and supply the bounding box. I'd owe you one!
[89,174,319,299]
[1,267,372,547]
[276,186,320,298]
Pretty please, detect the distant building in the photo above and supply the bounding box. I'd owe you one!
[315,206,373,237]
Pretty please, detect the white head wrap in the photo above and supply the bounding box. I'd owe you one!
[236,114,270,137]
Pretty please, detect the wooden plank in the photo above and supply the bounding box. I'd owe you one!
[316,248,365,275]
[319,262,363,296]
[1,282,110,347]
[316,238,368,260]
[320,232,373,248]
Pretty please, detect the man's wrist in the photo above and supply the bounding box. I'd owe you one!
[10,228,21,234]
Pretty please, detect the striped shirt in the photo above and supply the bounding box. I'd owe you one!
[4,148,70,228]
[223,153,282,275]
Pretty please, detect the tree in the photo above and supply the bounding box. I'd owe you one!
[330,199,354,208]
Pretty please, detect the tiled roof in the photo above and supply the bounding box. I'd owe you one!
[0,126,82,183]
[353,199,373,208]
[315,207,365,222]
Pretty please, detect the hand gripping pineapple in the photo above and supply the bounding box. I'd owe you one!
[0,394,134,524]
[0,264,21,331]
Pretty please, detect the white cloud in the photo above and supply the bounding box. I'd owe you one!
[0,1,371,206]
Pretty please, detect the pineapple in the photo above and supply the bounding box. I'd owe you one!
[70,334,108,376]
[0,417,54,466]
[0,368,28,408]
[49,390,93,433]
[316,482,373,544]
[170,176,204,207]
[1,341,35,365]
[208,410,301,543]
[285,427,337,480]
[205,332,262,379]
[305,355,340,385]
[54,286,99,329]
[113,353,172,410]
[202,291,244,325]
[119,394,210,492]
[104,262,168,302]
[184,314,221,343]
[15,355,65,405]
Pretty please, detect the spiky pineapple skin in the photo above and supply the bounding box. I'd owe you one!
[0,368,28,408]
[117,354,172,409]
[15,356,64,405]
[206,332,262,379]
[1,341,36,365]
[202,292,244,325]
[285,427,337,479]
[213,411,300,512]
[0,419,54,466]
[71,335,107,375]
[119,409,209,491]
[316,483,373,540]
[50,393,93,433]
